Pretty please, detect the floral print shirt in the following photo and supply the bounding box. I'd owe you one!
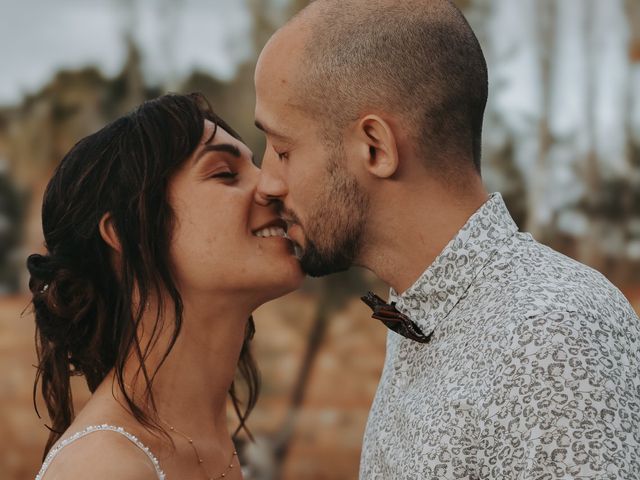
[360,193,640,479]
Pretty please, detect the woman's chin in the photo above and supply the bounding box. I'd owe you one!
[274,266,305,295]
[254,264,304,305]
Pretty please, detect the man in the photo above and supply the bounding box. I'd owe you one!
[253,0,640,478]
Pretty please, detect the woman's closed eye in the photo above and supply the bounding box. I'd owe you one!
[209,170,238,180]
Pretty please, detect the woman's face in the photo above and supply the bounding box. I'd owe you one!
[168,120,303,306]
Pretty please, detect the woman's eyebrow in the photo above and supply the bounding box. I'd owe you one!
[194,143,242,165]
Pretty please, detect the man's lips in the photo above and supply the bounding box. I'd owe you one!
[280,215,297,228]
[274,210,304,250]
[285,223,304,246]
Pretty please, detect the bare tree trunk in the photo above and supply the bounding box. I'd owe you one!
[486,0,545,234]
[547,0,590,239]
[591,0,630,181]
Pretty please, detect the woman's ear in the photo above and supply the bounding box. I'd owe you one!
[357,114,400,179]
[99,212,122,253]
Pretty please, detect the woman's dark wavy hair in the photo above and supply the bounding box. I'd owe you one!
[26,93,259,459]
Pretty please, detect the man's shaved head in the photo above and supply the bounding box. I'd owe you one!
[254,0,489,277]
[286,0,488,173]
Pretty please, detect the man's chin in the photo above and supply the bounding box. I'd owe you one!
[301,262,351,278]
[298,245,353,278]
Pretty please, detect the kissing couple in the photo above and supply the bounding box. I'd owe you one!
[30,1,640,479]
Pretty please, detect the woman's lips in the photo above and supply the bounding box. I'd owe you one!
[252,218,288,239]
[253,225,287,239]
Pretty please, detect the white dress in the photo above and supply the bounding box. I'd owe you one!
[35,424,165,480]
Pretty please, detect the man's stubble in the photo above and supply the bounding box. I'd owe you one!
[296,146,369,277]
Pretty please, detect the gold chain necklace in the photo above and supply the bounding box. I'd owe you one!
[167,424,238,480]
[117,384,237,478]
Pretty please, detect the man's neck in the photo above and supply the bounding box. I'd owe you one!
[358,178,489,294]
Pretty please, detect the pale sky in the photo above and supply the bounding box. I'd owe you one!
[0,0,255,106]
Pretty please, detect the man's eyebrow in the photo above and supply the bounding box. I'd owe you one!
[194,143,242,164]
[254,120,291,142]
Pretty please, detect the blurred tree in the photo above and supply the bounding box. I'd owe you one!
[469,0,640,284]
[0,158,24,293]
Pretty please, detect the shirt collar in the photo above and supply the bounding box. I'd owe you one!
[389,192,518,337]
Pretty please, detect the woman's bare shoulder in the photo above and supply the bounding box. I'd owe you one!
[39,428,161,480]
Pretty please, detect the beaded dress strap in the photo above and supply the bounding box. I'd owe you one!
[35,424,165,480]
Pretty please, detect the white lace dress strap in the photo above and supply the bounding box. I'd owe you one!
[35,424,165,480]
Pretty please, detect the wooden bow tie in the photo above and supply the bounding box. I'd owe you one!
[361,291,432,343]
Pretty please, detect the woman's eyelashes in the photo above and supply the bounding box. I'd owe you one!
[209,170,238,180]
[200,157,240,181]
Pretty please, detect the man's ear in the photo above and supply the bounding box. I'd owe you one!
[356,114,399,179]
[99,212,122,253]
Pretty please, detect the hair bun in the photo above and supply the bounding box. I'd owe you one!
[27,253,57,293]
[27,253,95,347]
[27,253,57,277]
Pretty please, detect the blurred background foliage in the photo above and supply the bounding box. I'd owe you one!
[0,1,639,479]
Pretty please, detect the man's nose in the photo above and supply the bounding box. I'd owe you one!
[254,156,288,206]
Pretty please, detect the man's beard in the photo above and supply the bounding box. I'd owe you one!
[294,152,369,277]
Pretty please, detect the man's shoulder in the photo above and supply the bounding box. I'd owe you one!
[470,233,639,362]
[480,231,635,320]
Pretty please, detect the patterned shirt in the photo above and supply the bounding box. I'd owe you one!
[360,193,640,479]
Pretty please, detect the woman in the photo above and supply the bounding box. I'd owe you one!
[27,93,302,479]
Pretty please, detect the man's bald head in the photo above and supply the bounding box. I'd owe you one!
[283,0,488,174]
